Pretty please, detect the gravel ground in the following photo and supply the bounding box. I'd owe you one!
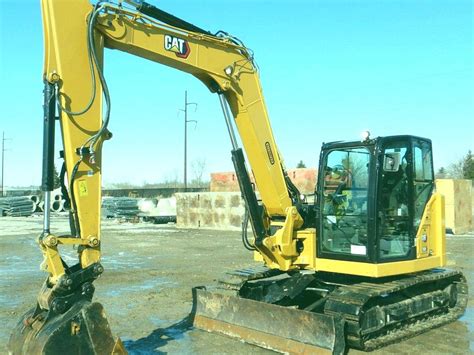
[0,215,472,354]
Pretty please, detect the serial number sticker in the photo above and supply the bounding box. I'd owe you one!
[265,141,275,165]
[351,245,366,255]
[78,180,88,197]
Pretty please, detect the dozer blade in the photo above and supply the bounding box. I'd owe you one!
[9,300,126,355]
[191,287,346,355]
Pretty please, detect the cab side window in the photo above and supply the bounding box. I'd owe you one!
[413,141,433,229]
[378,142,411,259]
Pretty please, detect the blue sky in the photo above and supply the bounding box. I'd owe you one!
[0,0,472,187]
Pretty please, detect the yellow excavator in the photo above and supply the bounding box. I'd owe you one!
[9,1,467,354]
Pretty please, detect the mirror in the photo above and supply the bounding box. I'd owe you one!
[383,152,401,172]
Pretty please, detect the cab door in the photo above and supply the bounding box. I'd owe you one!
[317,145,374,262]
[376,137,434,262]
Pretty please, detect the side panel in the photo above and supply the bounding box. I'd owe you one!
[315,255,445,277]
[415,193,446,264]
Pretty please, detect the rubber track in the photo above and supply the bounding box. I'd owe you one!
[323,269,468,351]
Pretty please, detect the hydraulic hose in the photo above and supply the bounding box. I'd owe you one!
[69,158,83,237]
[82,3,112,159]
[242,207,256,251]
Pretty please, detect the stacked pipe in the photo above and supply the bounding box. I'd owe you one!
[0,197,35,217]
[50,189,65,213]
[27,195,40,213]
[33,189,67,213]
[102,197,115,218]
[101,197,140,218]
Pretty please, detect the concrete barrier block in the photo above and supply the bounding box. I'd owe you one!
[176,192,245,230]
[436,179,473,234]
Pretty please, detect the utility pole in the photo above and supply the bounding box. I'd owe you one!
[1,132,12,197]
[179,91,197,191]
[1,132,6,197]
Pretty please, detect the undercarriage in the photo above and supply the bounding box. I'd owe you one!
[192,266,468,353]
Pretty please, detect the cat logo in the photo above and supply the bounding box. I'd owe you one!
[164,34,190,59]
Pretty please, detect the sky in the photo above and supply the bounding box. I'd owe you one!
[0,0,472,187]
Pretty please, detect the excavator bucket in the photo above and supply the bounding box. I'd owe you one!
[191,287,346,355]
[8,300,126,355]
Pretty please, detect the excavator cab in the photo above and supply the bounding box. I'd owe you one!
[317,135,435,263]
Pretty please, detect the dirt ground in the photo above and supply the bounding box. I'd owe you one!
[1,215,473,354]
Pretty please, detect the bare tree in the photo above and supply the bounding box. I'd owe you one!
[447,160,464,179]
[111,181,136,189]
[191,158,207,186]
[163,169,180,188]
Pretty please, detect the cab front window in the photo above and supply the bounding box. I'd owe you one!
[320,148,370,257]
